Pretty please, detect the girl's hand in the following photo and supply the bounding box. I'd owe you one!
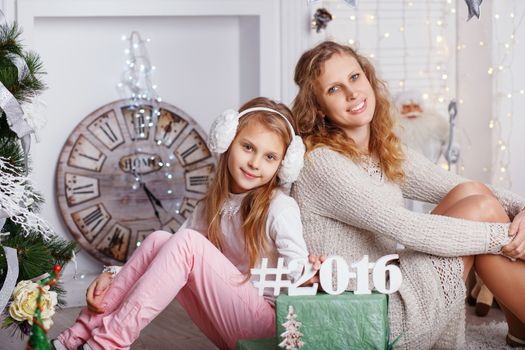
[502,209,525,260]
[86,272,113,313]
[301,254,326,286]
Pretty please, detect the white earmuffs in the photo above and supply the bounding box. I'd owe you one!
[207,107,305,184]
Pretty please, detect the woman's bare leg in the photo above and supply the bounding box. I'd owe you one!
[431,181,505,280]
[431,181,496,216]
[476,255,525,323]
[432,182,525,338]
[500,304,525,345]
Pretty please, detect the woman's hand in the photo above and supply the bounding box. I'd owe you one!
[301,254,326,286]
[86,272,113,313]
[502,209,525,260]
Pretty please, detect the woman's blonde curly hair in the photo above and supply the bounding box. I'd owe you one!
[292,41,405,182]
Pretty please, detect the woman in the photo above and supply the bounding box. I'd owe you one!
[291,41,525,349]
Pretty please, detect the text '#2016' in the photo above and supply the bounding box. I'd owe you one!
[251,254,401,296]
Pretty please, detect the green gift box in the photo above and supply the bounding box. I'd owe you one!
[276,292,390,350]
[236,292,392,350]
[235,338,277,350]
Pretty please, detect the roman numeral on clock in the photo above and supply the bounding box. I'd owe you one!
[180,197,199,219]
[65,173,100,206]
[72,184,94,194]
[175,130,211,166]
[84,207,103,227]
[160,218,180,234]
[88,111,124,150]
[68,135,107,172]
[135,114,146,135]
[154,109,188,147]
[189,175,208,186]
[122,106,151,140]
[136,229,155,247]
[185,165,214,194]
[102,123,118,142]
[181,144,198,161]
[71,204,111,242]
[97,223,131,262]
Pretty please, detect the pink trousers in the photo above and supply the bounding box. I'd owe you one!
[58,229,275,350]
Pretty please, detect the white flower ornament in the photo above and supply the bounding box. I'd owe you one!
[279,135,305,184]
[207,109,239,153]
[9,280,58,329]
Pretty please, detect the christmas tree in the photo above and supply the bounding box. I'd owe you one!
[279,305,305,350]
[0,11,77,334]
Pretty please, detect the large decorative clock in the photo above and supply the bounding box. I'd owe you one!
[56,99,215,265]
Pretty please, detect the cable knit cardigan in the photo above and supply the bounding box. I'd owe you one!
[291,146,525,349]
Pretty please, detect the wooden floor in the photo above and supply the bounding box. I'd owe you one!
[0,302,507,349]
[0,301,217,350]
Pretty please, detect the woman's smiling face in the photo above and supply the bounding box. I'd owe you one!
[315,53,376,139]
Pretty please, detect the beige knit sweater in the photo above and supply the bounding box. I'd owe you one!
[291,146,525,349]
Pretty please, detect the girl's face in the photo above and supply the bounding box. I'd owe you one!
[315,53,376,139]
[227,121,286,194]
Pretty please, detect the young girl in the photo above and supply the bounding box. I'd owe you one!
[291,41,525,349]
[53,97,313,350]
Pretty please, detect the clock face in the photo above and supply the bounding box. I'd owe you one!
[56,99,215,265]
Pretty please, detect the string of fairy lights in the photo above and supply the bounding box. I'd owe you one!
[317,0,456,121]
[117,31,172,191]
[488,3,525,188]
[313,0,524,188]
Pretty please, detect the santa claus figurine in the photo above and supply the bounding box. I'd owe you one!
[393,90,449,164]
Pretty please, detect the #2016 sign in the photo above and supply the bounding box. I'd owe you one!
[251,254,402,296]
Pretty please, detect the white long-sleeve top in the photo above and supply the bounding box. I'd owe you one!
[181,188,309,303]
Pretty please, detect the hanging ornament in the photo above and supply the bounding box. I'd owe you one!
[343,0,358,8]
[118,31,159,103]
[465,0,482,21]
[312,8,333,33]
[118,31,162,188]
[444,100,460,170]
[0,246,19,314]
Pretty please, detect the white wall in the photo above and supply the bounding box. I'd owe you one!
[455,0,524,196]
[33,15,245,303]
[491,0,525,196]
[11,0,286,306]
[456,0,493,183]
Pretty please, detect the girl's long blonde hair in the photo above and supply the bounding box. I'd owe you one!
[292,41,405,182]
[204,97,294,274]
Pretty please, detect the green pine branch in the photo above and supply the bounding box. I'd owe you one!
[0,23,23,53]
[0,22,47,140]
[0,20,77,329]
[1,221,78,283]
[0,137,25,169]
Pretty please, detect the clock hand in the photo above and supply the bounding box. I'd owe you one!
[143,183,166,210]
[142,184,163,225]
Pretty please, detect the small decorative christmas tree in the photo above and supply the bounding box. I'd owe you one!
[278,305,305,350]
